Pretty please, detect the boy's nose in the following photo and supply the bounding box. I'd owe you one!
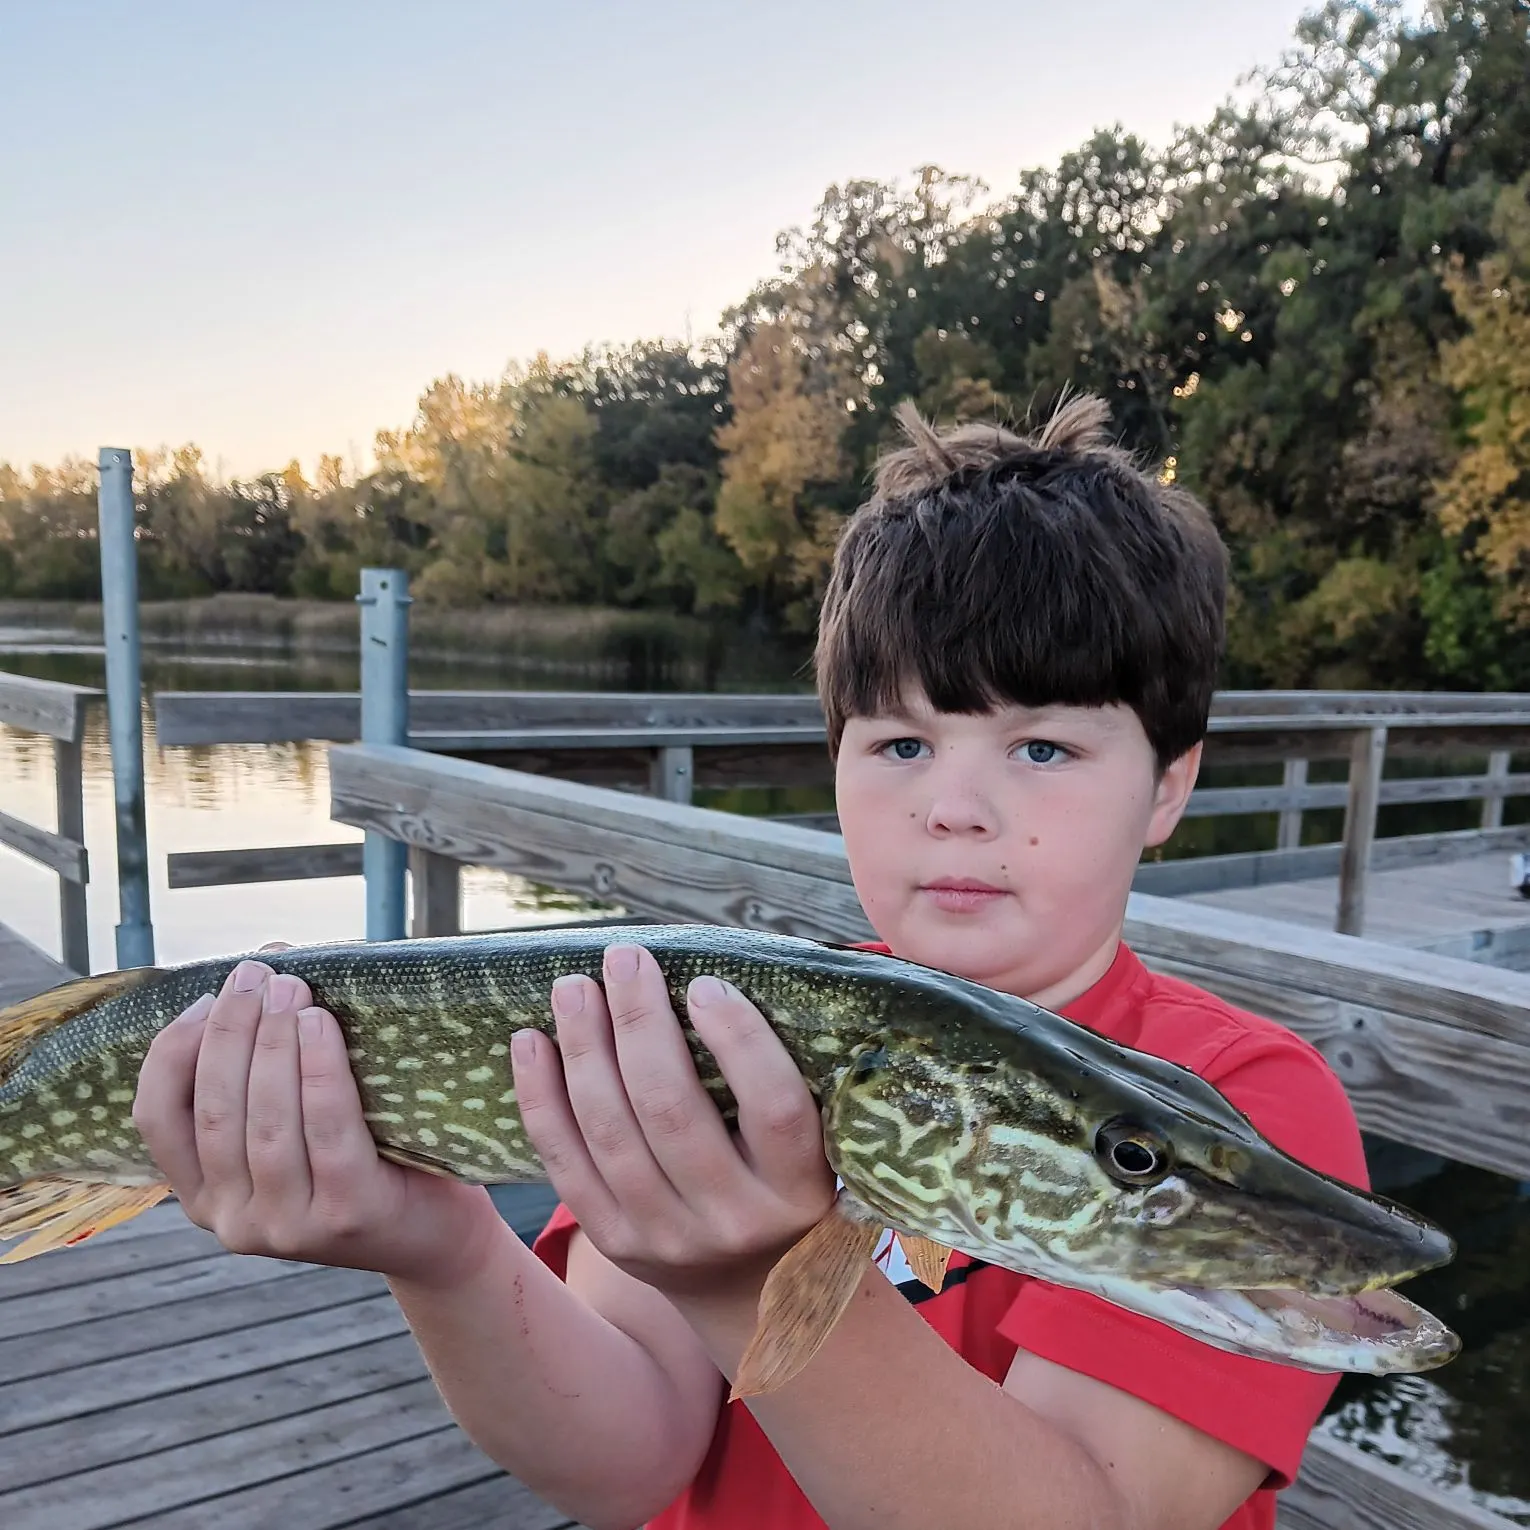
[925,790,999,837]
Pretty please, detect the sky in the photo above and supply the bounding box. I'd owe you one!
[2,1,1316,478]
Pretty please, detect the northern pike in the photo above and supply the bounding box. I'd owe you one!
[0,924,1459,1394]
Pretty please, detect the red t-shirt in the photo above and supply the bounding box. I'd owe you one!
[533,941,1368,1530]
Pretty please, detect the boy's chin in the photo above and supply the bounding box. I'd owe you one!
[889,920,1044,994]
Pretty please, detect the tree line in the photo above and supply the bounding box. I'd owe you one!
[4,0,1530,689]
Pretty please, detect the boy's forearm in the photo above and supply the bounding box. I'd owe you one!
[387,1221,707,1530]
[675,1271,1128,1530]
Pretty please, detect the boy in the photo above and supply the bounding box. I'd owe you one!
[134,393,1368,1530]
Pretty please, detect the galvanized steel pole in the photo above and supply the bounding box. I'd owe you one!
[97,447,156,967]
[357,568,411,940]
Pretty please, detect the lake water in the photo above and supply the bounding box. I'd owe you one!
[1,623,1527,1522]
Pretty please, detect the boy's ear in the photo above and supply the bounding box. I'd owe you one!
[1144,741,1203,849]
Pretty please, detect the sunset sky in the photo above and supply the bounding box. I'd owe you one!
[3,1,1315,478]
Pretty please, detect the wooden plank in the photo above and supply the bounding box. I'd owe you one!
[52,736,88,974]
[0,1249,318,1340]
[1417,922,1530,970]
[166,841,363,889]
[1338,725,1386,936]
[410,845,462,937]
[1277,757,1306,849]
[1183,771,1530,819]
[1483,748,1512,829]
[345,1473,579,1530]
[1134,823,1530,897]
[1188,851,1530,954]
[0,1263,381,1385]
[0,672,94,743]
[1213,689,1530,716]
[153,689,825,746]
[0,920,73,1006]
[0,1293,403,1434]
[328,745,1530,1178]
[0,1223,222,1300]
[1280,1434,1512,1530]
[649,743,694,803]
[132,1422,512,1530]
[0,807,87,883]
[0,1330,427,1497]
[329,744,869,942]
[0,1376,456,1530]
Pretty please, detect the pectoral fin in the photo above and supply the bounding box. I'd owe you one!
[731,1192,881,1400]
[896,1231,953,1293]
[0,1175,171,1264]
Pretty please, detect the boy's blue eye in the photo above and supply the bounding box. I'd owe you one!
[884,738,926,761]
[1023,740,1065,764]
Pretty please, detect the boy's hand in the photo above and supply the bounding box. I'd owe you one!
[134,954,501,1289]
[513,943,835,1302]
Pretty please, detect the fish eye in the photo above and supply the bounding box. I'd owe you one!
[1095,1119,1172,1186]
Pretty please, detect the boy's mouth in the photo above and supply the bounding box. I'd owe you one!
[920,877,1010,912]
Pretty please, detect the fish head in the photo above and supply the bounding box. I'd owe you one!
[826,1016,1460,1375]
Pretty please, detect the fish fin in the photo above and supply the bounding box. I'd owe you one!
[730,1195,882,1401]
[896,1232,954,1294]
[376,1142,462,1179]
[0,968,165,1081]
[0,1176,171,1264]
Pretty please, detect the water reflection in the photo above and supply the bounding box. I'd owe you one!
[0,635,629,966]
[1319,1150,1530,1523]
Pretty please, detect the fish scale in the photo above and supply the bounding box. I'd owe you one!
[0,922,1462,1387]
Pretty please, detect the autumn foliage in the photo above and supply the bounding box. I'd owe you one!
[4,1,1530,689]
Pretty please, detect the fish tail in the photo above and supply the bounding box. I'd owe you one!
[0,967,172,1262]
[0,1176,171,1263]
[0,967,165,1081]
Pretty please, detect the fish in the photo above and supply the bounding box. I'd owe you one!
[0,923,1460,1396]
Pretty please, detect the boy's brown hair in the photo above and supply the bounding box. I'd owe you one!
[815,393,1227,769]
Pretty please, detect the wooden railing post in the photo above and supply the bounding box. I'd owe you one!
[649,745,694,804]
[408,846,461,938]
[1482,748,1511,830]
[1336,726,1387,936]
[1277,757,1307,851]
[52,734,89,975]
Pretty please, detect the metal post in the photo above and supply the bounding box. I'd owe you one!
[53,735,90,974]
[97,447,155,968]
[358,568,411,940]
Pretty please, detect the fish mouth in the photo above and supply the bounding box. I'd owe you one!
[1110,1278,1462,1375]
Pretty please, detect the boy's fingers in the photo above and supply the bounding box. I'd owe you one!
[686,980,828,1194]
[511,1026,623,1237]
[192,961,272,1203]
[551,970,684,1221]
[244,976,314,1206]
[601,947,740,1200]
[293,1007,385,1198]
[133,993,215,1205]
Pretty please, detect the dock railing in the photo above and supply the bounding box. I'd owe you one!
[0,672,97,974]
[154,687,1530,939]
[325,738,1530,1530]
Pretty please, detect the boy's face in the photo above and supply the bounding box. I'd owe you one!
[834,685,1199,1009]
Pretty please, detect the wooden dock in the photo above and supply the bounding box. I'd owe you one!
[0,924,583,1530]
[1190,842,1530,965]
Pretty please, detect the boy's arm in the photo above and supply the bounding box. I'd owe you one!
[133,960,723,1530]
[387,1219,723,1528]
[664,1256,1264,1530]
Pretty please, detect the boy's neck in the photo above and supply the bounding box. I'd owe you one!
[1018,926,1126,1013]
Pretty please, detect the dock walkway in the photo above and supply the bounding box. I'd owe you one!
[0,925,583,1530]
[1188,842,1530,962]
